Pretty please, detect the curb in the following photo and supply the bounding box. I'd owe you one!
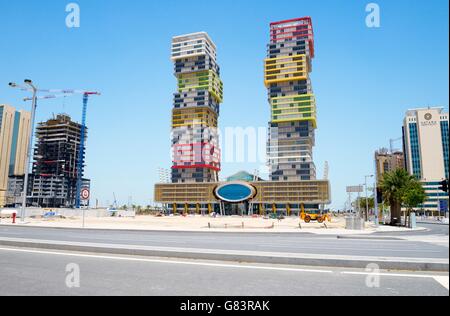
[0,224,318,236]
[337,235,402,241]
[0,222,425,236]
[417,221,449,226]
[0,237,448,272]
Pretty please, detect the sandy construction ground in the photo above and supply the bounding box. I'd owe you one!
[0,214,423,235]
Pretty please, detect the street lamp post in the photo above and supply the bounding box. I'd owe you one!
[9,80,38,223]
[357,186,364,219]
[364,175,374,221]
[373,154,379,227]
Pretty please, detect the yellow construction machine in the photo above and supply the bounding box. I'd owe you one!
[300,204,331,223]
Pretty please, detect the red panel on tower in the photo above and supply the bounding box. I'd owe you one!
[270,17,315,58]
[172,142,221,171]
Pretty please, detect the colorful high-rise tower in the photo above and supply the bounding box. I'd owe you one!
[265,17,317,181]
[156,27,330,215]
[170,32,223,183]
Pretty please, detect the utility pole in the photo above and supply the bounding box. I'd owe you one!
[348,192,352,213]
[365,175,374,221]
[9,80,38,223]
[357,190,361,218]
[373,154,379,227]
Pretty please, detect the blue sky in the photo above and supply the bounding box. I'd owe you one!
[0,0,448,208]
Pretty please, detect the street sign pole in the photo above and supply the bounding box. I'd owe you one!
[347,186,364,217]
[373,155,379,227]
[80,188,90,228]
[357,190,361,219]
[373,181,379,226]
[82,207,85,228]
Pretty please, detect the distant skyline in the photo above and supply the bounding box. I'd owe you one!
[0,0,448,209]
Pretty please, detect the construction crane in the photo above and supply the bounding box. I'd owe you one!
[158,167,170,184]
[323,161,329,180]
[75,92,100,208]
[112,192,119,210]
[24,89,100,209]
[389,137,403,153]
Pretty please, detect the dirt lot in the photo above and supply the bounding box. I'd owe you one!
[1,213,391,234]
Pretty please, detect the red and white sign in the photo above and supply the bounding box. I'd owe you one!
[81,188,90,200]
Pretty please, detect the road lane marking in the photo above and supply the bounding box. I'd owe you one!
[433,276,449,290]
[0,247,333,274]
[1,246,447,290]
[341,271,450,291]
[341,271,442,279]
[341,272,449,291]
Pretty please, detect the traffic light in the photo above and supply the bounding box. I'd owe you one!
[439,179,448,193]
[376,188,383,204]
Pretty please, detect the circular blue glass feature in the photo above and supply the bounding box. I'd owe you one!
[215,183,255,203]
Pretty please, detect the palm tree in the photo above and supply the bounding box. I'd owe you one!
[379,168,424,225]
[403,180,427,227]
[357,197,375,210]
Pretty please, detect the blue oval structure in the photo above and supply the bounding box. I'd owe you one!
[215,182,256,203]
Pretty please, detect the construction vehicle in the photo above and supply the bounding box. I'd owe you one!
[300,204,331,223]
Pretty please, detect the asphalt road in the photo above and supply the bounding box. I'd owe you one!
[0,247,447,296]
[372,222,449,236]
[407,222,449,235]
[0,225,448,260]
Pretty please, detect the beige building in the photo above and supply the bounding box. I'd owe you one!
[0,104,31,207]
[403,107,449,212]
[155,179,331,215]
[375,149,405,182]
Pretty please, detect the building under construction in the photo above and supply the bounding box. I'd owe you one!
[26,114,90,208]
